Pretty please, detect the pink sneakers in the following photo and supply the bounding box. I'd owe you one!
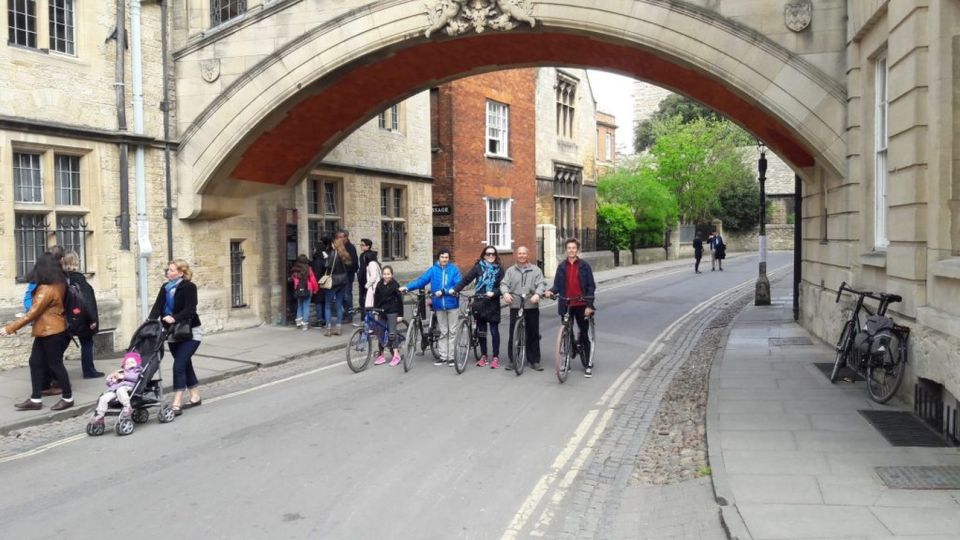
[490,357,500,369]
[389,353,401,367]
[374,354,387,366]
[476,355,487,368]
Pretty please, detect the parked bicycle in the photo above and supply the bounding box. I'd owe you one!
[346,308,408,373]
[402,290,441,372]
[554,295,596,384]
[509,293,531,376]
[452,292,481,374]
[830,282,910,403]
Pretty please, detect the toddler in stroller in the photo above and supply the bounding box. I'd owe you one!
[86,320,177,436]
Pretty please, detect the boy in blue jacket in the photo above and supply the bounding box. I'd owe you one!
[401,248,462,366]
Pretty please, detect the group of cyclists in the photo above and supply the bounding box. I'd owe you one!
[367,237,598,378]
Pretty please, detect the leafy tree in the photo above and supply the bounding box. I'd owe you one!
[712,173,760,232]
[634,94,752,153]
[641,116,752,224]
[598,165,678,247]
[597,204,637,251]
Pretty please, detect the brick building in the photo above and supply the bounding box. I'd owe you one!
[430,69,537,269]
[595,111,618,177]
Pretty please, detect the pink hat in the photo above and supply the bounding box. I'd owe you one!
[122,351,143,367]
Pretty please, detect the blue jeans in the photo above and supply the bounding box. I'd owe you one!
[341,276,355,318]
[295,297,311,321]
[169,339,200,391]
[325,286,346,326]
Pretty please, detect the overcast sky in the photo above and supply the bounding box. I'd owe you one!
[588,70,637,154]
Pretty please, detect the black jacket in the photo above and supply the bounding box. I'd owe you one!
[66,271,99,330]
[373,280,403,314]
[149,279,202,328]
[345,241,359,274]
[454,263,505,323]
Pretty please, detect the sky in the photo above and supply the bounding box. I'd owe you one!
[587,70,637,154]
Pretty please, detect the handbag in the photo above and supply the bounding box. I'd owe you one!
[169,320,193,342]
[318,273,332,290]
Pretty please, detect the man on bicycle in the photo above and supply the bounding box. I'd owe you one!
[544,238,597,377]
[501,246,546,371]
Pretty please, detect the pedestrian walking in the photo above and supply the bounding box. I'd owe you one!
[337,229,359,323]
[544,238,597,378]
[692,234,704,274]
[311,238,331,327]
[454,246,506,369]
[1,253,75,411]
[708,232,725,271]
[501,246,546,371]
[323,238,351,336]
[148,259,203,416]
[62,250,103,377]
[401,248,461,366]
[289,255,319,330]
[373,266,403,367]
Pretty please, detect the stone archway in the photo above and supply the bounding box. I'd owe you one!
[175,0,845,218]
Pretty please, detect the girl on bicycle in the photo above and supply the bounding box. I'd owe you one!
[454,246,505,369]
[373,265,404,367]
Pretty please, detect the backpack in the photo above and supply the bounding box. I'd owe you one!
[64,278,97,337]
[854,314,895,355]
[293,275,311,298]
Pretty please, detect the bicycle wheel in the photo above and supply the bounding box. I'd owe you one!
[829,321,855,383]
[866,330,907,403]
[346,327,371,373]
[454,321,471,374]
[512,318,526,376]
[404,320,420,372]
[555,325,571,384]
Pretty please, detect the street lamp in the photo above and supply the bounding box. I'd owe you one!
[755,141,771,305]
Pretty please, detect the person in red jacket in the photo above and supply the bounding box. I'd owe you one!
[544,238,597,377]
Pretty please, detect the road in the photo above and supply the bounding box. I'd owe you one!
[0,253,792,539]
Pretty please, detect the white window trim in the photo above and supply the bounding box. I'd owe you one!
[485,100,510,158]
[874,53,889,251]
[483,197,513,251]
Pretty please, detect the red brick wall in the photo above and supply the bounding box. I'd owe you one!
[431,68,537,271]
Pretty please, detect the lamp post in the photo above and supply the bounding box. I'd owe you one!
[755,142,771,305]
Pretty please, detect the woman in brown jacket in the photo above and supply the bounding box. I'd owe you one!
[1,253,74,411]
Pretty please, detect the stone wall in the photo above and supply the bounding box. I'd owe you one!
[725,225,796,253]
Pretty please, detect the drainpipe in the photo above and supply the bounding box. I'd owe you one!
[131,0,151,319]
[159,0,174,262]
[115,0,130,250]
[794,173,802,321]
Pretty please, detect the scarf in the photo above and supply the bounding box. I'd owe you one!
[163,278,182,316]
[476,260,499,294]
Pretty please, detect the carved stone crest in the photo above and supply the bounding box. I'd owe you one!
[784,0,812,33]
[425,0,536,38]
[200,58,221,83]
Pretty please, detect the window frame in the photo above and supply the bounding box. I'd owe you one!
[484,197,513,251]
[378,104,401,133]
[48,0,74,55]
[210,0,247,28]
[306,177,341,251]
[380,185,407,261]
[7,0,38,49]
[555,76,577,139]
[485,100,510,158]
[13,151,43,204]
[874,52,889,251]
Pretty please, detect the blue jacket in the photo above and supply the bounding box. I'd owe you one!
[405,262,462,311]
[23,282,38,311]
[549,258,596,314]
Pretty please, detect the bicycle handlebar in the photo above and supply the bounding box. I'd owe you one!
[836,281,902,305]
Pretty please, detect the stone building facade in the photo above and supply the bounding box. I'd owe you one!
[595,111,617,177]
[430,69,537,269]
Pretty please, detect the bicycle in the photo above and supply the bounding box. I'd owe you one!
[507,293,532,376]
[452,292,481,374]
[346,308,408,373]
[402,290,438,372]
[830,282,910,403]
[552,296,596,384]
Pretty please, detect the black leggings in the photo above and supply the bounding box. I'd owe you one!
[29,332,71,400]
[477,319,500,357]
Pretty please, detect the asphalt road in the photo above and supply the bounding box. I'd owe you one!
[0,253,792,539]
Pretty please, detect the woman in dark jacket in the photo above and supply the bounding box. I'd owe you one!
[323,238,351,336]
[62,250,103,378]
[454,246,506,369]
[149,259,202,415]
[1,253,74,411]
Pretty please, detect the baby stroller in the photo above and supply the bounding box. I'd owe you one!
[86,320,178,436]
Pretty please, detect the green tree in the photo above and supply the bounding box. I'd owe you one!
[598,165,678,248]
[642,116,752,224]
[597,204,638,251]
[712,173,760,232]
[634,94,752,153]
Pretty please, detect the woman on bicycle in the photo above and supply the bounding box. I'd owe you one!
[373,266,403,367]
[400,248,461,366]
[454,246,505,369]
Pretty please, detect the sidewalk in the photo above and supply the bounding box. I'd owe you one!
[708,278,960,539]
[0,253,717,435]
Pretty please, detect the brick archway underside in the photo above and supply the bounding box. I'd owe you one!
[230,32,815,186]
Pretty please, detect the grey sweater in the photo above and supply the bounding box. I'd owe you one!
[499,263,547,310]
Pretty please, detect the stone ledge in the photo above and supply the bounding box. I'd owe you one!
[860,251,887,268]
[931,257,960,281]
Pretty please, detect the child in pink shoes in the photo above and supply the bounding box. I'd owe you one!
[88,352,143,427]
[373,266,403,367]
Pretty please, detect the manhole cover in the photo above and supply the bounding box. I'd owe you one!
[769,337,813,346]
[814,362,861,382]
[858,410,950,447]
[875,466,960,489]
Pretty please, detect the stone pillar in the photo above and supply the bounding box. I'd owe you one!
[670,222,681,260]
[540,224,557,278]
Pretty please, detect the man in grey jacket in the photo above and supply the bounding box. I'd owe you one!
[500,246,546,371]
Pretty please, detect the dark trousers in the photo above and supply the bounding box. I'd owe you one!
[169,339,201,390]
[29,332,71,400]
[341,275,355,319]
[79,335,97,376]
[477,319,500,357]
[508,308,541,364]
[694,251,703,273]
[566,306,592,367]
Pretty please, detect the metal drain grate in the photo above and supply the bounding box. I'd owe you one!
[875,466,960,489]
[814,362,861,382]
[770,337,813,346]
[858,410,950,447]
